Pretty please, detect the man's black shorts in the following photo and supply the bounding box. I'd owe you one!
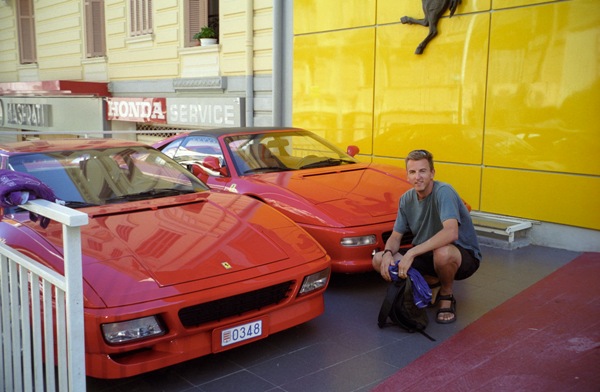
[407,244,480,280]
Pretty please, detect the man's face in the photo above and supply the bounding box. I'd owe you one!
[406,159,434,194]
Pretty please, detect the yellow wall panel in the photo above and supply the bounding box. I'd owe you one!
[372,156,402,168]
[485,1,600,176]
[435,163,482,210]
[493,0,556,10]
[482,168,600,230]
[294,0,376,34]
[377,0,491,25]
[371,157,482,209]
[292,28,375,152]
[373,14,489,165]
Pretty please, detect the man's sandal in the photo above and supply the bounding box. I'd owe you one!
[436,294,457,324]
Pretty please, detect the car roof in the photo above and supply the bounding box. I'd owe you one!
[187,127,306,138]
[0,138,148,154]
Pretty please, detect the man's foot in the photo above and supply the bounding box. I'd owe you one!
[436,294,456,324]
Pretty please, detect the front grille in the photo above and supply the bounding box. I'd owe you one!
[178,281,294,327]
[382,231,414,246]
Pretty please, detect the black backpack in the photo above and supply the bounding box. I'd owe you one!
[377,277,435,341]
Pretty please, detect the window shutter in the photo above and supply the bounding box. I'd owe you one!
[186,0,208,47]
[130,0,153,36]
[17,0,36,63]
[147,0,153,34]
[130,0,139,35]
[85,0,106,57]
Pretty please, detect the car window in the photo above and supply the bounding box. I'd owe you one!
[160,138,184,158]
[168,136,226,177]
[224,131,357,174]
[8,146,208,206]
[181,137,223,161]
[9,155,81,200]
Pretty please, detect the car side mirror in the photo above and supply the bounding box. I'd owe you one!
[346,145,359,157]
[202,156,229,176]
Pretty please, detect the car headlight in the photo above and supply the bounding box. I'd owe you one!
[340,235,376,247]
[298,268,330,296]
[101,316,165,344]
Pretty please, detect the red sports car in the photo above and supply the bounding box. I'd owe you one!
[154,127,415,273]
[0,139,330,379]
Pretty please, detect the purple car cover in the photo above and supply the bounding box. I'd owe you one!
[0,169,60,228]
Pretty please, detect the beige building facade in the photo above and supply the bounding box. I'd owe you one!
[0,0,292,142]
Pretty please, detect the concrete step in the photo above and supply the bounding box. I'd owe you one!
[471,212,534,250]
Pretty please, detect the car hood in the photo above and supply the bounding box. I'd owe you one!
[252,164,409,226]
[28,192,325,307]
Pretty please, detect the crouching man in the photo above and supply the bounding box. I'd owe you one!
[372,149,482,324]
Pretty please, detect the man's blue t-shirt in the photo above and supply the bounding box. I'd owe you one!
[393,181,482,261]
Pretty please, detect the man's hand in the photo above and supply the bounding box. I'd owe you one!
[375,231,403,281]
[395,251,415,279]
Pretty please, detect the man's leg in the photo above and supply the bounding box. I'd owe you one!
[372,250,384,271]
[433,245,462,323]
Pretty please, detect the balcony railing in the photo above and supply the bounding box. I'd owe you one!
[0,200,88,392]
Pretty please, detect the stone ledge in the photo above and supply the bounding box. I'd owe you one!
[173,77,226,91]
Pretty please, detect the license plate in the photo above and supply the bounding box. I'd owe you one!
[220,320,263,347]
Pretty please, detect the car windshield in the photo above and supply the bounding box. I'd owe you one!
[225,130,357,175]
[7,145,209,207]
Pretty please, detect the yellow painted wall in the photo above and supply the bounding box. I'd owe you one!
[293,28,375,149]
[219,0,273,76]
[293,0,600,230]
[0,1,86,81]
[0,4,18,81]
[294,0,376,34]
[485,2,599,176]
[105,2,189,80]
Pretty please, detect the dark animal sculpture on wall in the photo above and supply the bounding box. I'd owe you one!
[401,0,462,54]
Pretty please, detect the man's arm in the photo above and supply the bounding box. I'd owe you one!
[373,230,404,281]
[384,230,403,255]
[397,218,459,272]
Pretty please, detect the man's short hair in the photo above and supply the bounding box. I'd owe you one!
[406,149,434,170]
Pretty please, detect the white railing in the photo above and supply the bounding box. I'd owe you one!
[0,200,88,392]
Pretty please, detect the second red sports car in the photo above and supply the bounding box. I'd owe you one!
[154,127,415,273]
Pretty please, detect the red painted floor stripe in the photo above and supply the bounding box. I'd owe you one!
[372,252,600,392]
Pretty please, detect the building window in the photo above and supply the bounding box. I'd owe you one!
[17,0,36,64]
[85,0,106,57]
[130,0,153,36]
[185,0,219,47]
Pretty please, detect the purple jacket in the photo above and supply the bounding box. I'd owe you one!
[389,260,432,309]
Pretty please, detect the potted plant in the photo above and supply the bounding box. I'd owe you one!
[194,26,217,46]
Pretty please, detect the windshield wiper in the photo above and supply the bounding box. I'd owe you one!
[243,167,289,174]
[62,200,100,208]
[299,158,356,169]
[104,188,195,203]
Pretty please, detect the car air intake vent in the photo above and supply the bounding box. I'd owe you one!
[382,231,414,246]
[178,281,294,327]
